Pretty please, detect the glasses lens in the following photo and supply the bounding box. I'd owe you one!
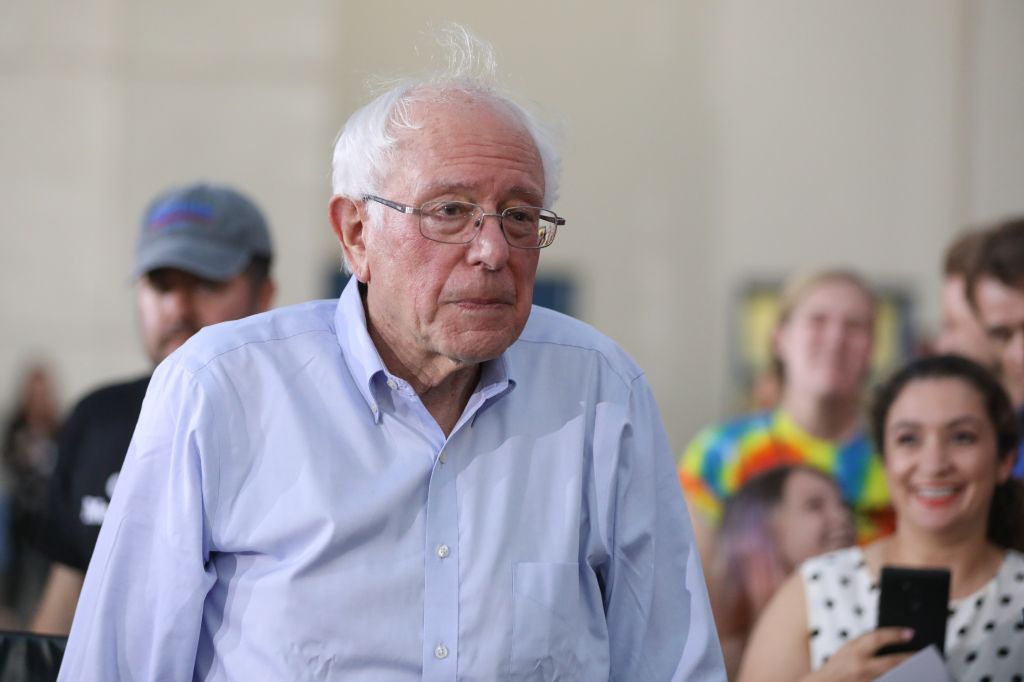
[419,201,480,243]
[502,207,558,248]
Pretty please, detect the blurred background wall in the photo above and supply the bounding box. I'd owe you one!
[2,0,1023,452]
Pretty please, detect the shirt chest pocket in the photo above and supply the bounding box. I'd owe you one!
[510,562,581,681]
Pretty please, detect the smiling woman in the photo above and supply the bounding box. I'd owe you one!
[738,355,1024,682]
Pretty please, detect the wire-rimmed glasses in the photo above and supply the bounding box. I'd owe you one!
[363,195,564,249]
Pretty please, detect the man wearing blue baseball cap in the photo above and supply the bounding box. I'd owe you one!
[31,182,275,635]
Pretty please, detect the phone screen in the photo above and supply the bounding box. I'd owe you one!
[876,566,951,656]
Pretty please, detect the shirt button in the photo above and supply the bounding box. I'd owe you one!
[434,644,448,659]
[436,544,450,559]
[386,378,398,390]
[439,452,448,464]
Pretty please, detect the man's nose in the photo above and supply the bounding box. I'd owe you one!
[467,213,511,269]
[162,285,196,320]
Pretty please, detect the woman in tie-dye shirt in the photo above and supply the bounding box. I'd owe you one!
[679,269,894,570]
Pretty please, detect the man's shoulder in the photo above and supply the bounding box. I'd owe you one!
[515,305,642,383]
[70,375,151,416]
[175,299,339,372]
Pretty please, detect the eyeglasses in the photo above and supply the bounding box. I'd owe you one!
[363,195,565,249]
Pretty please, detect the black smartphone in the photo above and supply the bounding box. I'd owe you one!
[876,566,951,656]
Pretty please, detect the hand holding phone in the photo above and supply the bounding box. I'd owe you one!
[876,566,951,656]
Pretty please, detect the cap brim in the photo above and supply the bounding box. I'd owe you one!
[133,237,252,281]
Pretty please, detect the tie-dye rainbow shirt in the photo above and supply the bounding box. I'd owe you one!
[678,410,893,543]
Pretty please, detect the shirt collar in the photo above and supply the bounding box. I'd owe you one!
[335,278,387,421]
[334,277,516,424]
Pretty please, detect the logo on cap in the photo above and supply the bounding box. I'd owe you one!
[147,200,215,233]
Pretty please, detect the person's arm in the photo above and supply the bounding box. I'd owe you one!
[30,563,83,635]
[684,497,718,596]
[57,358,218,680]
[601,375,725,680]
[32,394,91,635]
[30,393,94,630]
[738,572,914,682]
[737,571,812,682]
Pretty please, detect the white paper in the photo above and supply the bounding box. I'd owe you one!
[873,646,953,682]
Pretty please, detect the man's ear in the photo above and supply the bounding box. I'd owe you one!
[329,195,370,282]
[255,277,275,313]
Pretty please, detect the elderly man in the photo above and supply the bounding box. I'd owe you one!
[32,182,275,635]
[58,44,723,680]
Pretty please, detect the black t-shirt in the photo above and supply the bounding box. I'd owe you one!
[37,376,150,572]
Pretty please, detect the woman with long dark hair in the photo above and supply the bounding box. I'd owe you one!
[739,355,1024,681]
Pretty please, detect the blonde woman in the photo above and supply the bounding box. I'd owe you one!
[679,269,893,579]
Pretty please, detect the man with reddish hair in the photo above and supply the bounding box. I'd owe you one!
[936,228,997,369]
[966,216,1024,477]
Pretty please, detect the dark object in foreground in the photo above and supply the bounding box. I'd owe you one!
[876,566,951,656]
[0,630,67,682]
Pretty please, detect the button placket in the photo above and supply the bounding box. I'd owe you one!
[422,443,459,680]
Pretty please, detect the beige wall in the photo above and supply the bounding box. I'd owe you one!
[969,0,1024,221]
[2,1,1023,451]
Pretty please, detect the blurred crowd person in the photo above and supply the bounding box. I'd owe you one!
[31,182,275,635]
[935,228,998,370]
[710,464,854,678]
[965,216,1024,478]
[679,268,894,580]
[0,363,61,623]
[739,355,1024,681]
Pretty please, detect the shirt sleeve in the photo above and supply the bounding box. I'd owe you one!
[57,357,218,680]
[600,375,726,681]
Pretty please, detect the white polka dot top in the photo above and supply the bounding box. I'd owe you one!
[800,546,1024,682]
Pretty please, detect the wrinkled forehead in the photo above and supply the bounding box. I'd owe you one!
[385,92,545,201]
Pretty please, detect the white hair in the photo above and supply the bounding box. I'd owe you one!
[331,24,562,219]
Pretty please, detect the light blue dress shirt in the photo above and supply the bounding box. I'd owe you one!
[59,278,724,681]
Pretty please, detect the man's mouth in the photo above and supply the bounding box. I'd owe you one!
[452,296,514,309]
